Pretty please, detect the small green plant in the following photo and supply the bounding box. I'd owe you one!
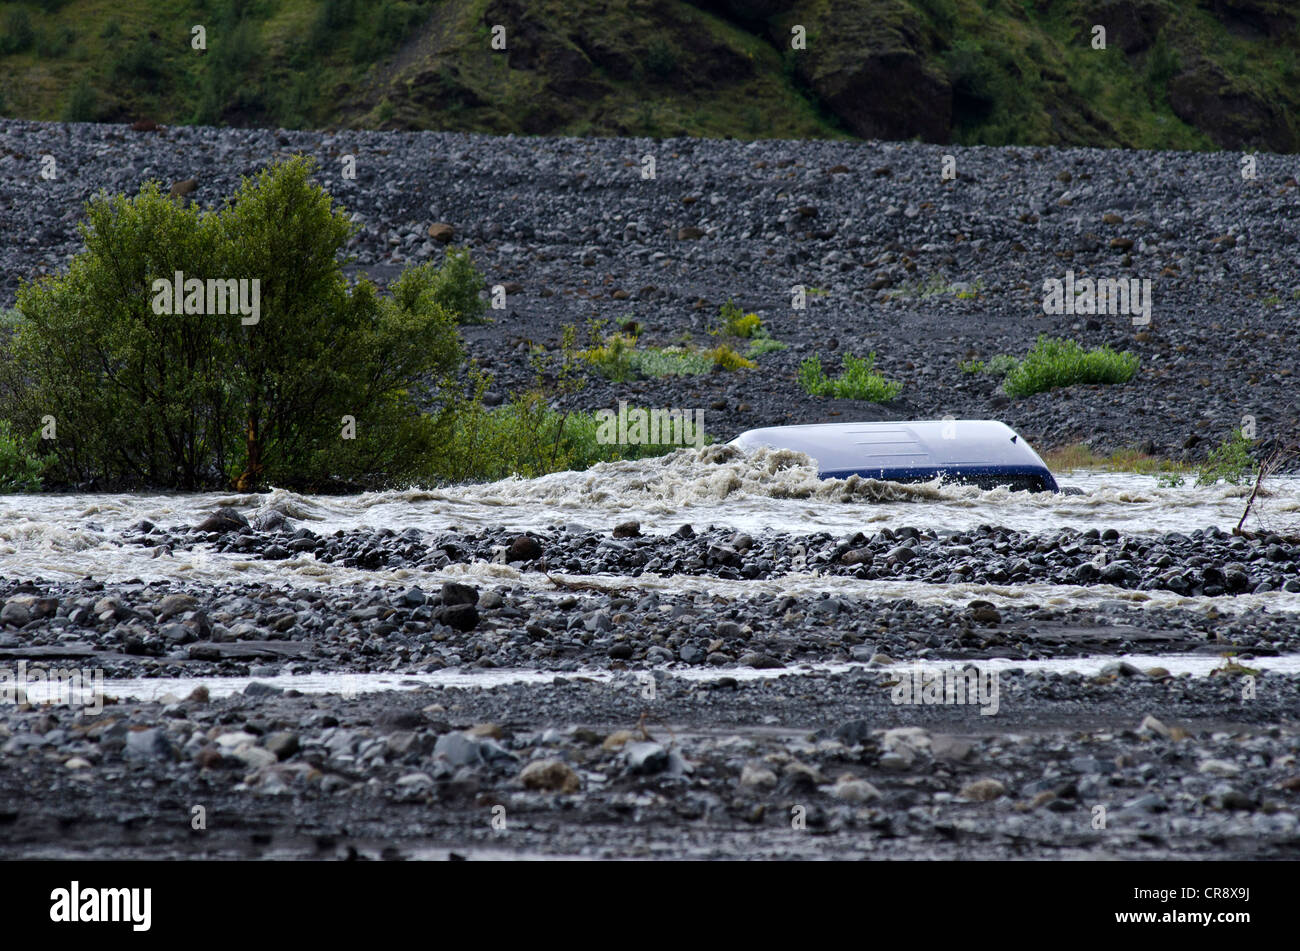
[714,299,761,338]
[962,353,1019,376]
[986,353,1018,377]
[61,77,97,123]
[745,334,786,358]
[629,347,712,377]
[1156,471,1185,488]
[645,38,677,79]
[0,8,34,55]
[706,344,756,371]
[1002,336,1138,397]
[576,323,637,382]
[0,421,51,493]
[798,353,902,402]
[1196,429,1257,486]
[427,247,487,324]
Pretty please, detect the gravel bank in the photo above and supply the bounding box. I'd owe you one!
[3,118,1298,460]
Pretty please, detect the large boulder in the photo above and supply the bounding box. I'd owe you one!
[1167,60,1298,152]
[770,0,951,143]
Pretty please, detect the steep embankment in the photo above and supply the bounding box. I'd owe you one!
[0,0,1297,150]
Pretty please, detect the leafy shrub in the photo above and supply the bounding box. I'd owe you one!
[1196,429,1257,486]
[577,331,637,382]
[0,421,50,493]
[986,353,1019,377]
[61,78,97,122]
[645,39,677,79]
[194,20,262,123]
[715,299,761,338]
[0,9,35,54]
[35,26,74,58]
[0,157,462,491]
[429,247,486,323]
[435,391,680,483]
[1002,336,1139,397]
[798,353,901,402]
[112,35,162,90]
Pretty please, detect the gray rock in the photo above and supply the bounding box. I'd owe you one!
[194,507,248,534]
[125,728,175,760]
[264,732,300,760]
[0,600,30,627]
[624,741,669,775]
[440,582,479,607]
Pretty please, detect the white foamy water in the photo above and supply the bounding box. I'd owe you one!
[1,447,1297,608]
[14,652,1299,704]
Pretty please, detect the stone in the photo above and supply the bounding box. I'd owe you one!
[960,779,1006,802]
[194,507,248,534]
[612,520,641,538]
[830,775,881,802]
[520,758,581,793]
[507,535,543,561]
[437,603,479,632]
[440,582,479,606]
[125,728,174,761]
[264,732,300,760]
[0,600,30,627]
[428,222,455,243]
[739,763,778,789]
[624,741,669,775]
[156,593,197,620]
[1138,714,1171,738]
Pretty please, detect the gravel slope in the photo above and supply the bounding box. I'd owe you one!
[3,118,1298,461]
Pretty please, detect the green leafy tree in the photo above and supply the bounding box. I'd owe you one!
[1,157,465,490]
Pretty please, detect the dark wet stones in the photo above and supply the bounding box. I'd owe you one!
[679,644,706,664]
[507,535,543,562]
[0,600,30,627]
[399,587,426,607]
[612,520,642,538]
[436,603,480,632]
[440,582,479,607]
[624,741,669,775]
[193,507,249,534]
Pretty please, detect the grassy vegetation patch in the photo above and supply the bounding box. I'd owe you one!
[797,352,901,402]
[1001,336,1138,398]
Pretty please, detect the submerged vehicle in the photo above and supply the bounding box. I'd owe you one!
[731,419,1060,493]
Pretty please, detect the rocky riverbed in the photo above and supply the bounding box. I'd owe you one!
[2,668,1298,860]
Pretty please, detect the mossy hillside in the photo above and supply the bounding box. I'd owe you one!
[0,0,1297,151]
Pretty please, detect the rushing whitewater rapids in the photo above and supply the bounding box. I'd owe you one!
[4,446,1299,599]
